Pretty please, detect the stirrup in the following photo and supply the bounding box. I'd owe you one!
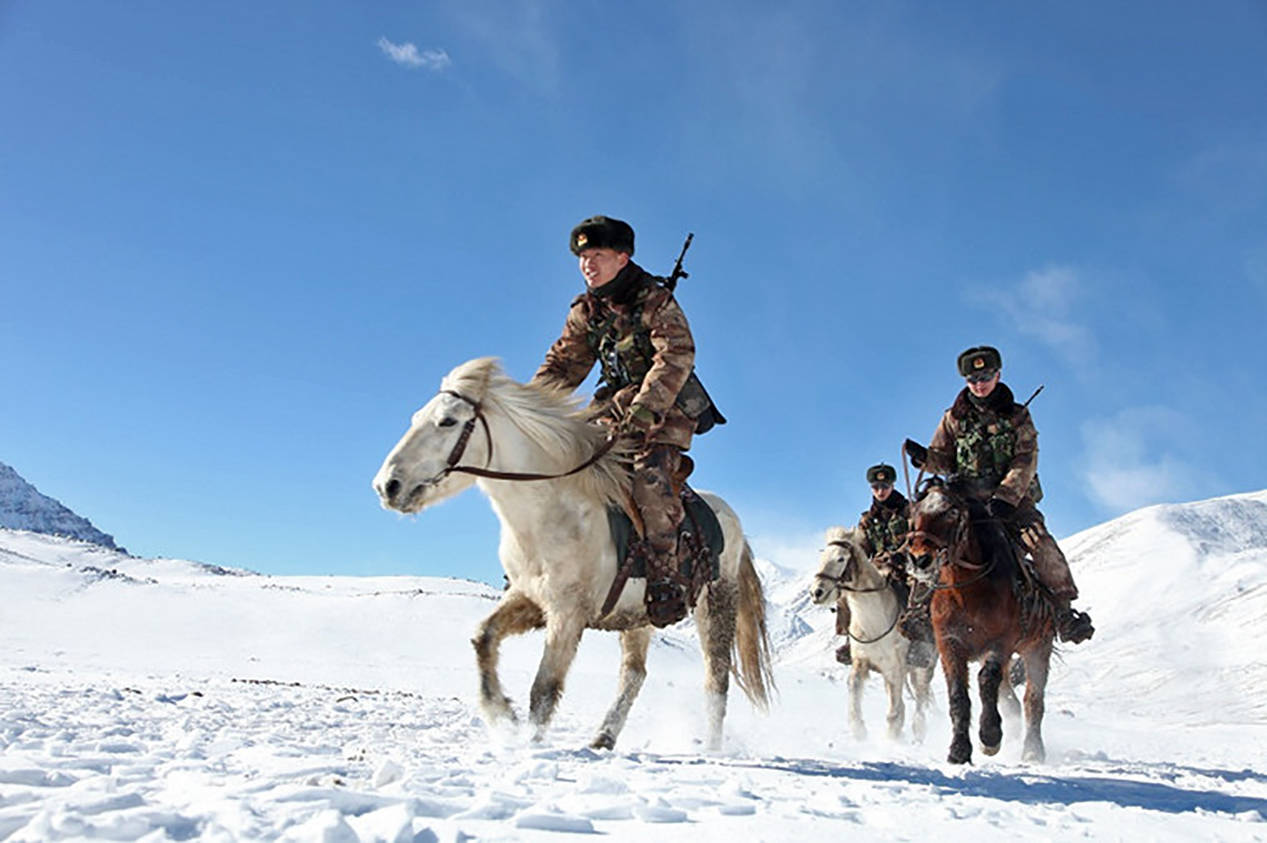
[1057,607,1094,644]
[645,578,688,628]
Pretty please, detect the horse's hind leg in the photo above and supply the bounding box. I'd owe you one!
[591,627,651,750]
[999,656,1023,720]
[1021,641,1052,763]
[977,656,1004,756]
[529,611,586,741]
[695,578,737,751]
[472,592,545,725]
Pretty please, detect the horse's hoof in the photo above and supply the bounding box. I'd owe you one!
[590,733,615,751]
[948,739,972,764]
[981,743,1001,756]
[1022,743,1046,763]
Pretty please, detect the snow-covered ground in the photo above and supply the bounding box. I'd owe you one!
[3,491,1267,841]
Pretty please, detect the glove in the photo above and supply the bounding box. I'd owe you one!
[624,404,658,435]
[904,439,928,469]
[987,497,1015,520]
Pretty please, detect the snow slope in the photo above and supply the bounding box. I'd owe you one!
[2,491,1266,840]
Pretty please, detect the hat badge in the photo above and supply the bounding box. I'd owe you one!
[576,233,588,248]
[973,358,985,369]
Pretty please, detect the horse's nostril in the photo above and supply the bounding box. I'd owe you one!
[385,478,401,500]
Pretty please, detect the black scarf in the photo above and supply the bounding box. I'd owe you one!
[871,489,908,517]
[588,261,646,306]
[951,382,1016,420]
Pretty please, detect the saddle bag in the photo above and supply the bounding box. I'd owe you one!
[675,370,727,434]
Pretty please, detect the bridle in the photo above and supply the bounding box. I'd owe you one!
[902,499,998,592]
[814,540,902,643]
[436,390,617,483]
[814,540,891,594]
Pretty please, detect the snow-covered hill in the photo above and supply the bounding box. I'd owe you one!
[2,491,1266,840]
[769,490,1267,722]
[0,461,122,551]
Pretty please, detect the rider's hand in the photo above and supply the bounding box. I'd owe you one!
[987,497,1015,520]
[623,404,658,436]
[904,438,928,469]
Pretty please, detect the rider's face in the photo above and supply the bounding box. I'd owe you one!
[966,370,1000,399]
[871,483,893,503]
[578,247,629,289]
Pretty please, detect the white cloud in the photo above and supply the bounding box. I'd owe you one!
[443,0,559,93]
[969,265,1097,369]
[1078,407,1208,513]
[377,37,451,71]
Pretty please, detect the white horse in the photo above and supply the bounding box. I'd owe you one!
[810,526,934,741]
[373,358,773,750]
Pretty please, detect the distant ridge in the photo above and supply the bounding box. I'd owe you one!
[0,461,124,552]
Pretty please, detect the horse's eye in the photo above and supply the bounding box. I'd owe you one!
[438,417,458,428]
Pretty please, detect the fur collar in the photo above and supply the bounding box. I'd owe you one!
[869,489,908,517]
[950,382,1016,420]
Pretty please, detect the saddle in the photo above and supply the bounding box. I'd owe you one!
[600,485,725,624]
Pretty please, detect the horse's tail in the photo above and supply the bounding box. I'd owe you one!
[733,540,775,710]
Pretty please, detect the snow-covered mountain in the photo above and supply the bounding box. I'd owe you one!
[1,490,1265,840]
[0,461,123,552]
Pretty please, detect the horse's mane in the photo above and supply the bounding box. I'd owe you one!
[824,524,864,552]
[917,483,1019,585]
[441,357,632,507]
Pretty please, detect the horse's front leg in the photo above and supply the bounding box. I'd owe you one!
[1021,642,1052,763]
[942,643,972,764]
[848,660,868,740]
[591,627,652,750]
[909,663,934,744]
[472,592,545,726]
[883,661,906,740]
[977,655,1004,756]
[529,610,586,741]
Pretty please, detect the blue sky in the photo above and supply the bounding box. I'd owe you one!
[3,1,1265,583]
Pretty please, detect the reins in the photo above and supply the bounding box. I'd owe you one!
[817,539,900,643]
[439,390,618,482]
[902,499,998,591]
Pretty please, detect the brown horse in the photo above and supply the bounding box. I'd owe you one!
[905,481,1053,764]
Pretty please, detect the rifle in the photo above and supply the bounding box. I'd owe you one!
[664,232,694,292]
[1023,384,1045,408]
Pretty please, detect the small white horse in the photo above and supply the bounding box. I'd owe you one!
[810,526,934,741]
[373,358,773,750]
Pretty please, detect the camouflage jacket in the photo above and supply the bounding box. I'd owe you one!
[530,263,696,450]
[858,491,911,563]
[925,382,1038,507]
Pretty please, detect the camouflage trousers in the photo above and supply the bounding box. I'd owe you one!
[632,444,685,556]
[1013,502,1078,601]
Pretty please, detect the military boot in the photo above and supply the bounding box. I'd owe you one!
[834,599,852,664]
[644,544,688,628]
[645,576,687,627]
[1056,603,1094,644]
